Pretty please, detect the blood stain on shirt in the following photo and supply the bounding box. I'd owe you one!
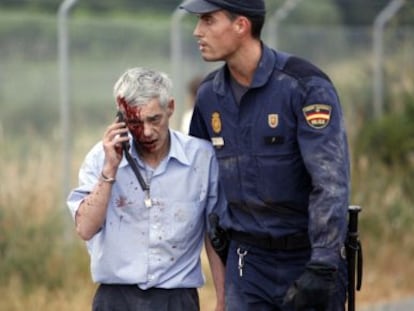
[116,195,127,208]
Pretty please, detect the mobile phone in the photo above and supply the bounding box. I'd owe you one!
[115,111,148,191]
[116,110,130,151]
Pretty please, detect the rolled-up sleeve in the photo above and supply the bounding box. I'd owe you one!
[66,142,103,221]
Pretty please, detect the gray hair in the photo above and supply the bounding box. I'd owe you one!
[113,67,173,107]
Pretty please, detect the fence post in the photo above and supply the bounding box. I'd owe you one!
[170,8,187,130]
[266,0,303,49]
[373,0,405,118]
[57,0,79,239]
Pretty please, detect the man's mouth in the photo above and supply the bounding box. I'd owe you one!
[198,41,207,51]
[141,140,157,149]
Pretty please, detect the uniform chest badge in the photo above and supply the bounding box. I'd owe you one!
[211,112,224,148]
[268,114,279,128]
[211,112,222,134]
[302,104,332,129]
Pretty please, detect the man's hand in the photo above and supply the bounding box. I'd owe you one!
[283,261,337,311]
[102,117,129,172]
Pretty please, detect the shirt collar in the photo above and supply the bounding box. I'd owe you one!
[118,130,191,169]
[167,130,191,167]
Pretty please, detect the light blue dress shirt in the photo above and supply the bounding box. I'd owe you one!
[67,130,226,289]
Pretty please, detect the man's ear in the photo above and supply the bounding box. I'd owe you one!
[167,99,175,117]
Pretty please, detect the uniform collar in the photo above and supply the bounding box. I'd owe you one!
[213,42,276,95]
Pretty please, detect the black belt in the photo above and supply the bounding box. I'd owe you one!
[227,230,310,250]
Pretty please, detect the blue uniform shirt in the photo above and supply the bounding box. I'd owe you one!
[67,130,226,289]
[189,44,350,267]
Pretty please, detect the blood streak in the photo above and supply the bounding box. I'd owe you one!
[117,96,144,141]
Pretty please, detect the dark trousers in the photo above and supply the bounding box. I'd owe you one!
[92,284,199,311]
[225,241,347,311]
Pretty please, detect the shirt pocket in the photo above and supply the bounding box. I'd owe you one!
[163,201,204,249]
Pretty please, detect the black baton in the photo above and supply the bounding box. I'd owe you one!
[347,205,363,311]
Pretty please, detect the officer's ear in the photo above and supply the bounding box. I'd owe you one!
[233,16,250,36]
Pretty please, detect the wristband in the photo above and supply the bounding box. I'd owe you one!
[101,172,116,184]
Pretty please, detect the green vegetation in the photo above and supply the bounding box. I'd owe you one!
[2,0,414,25]
[0,10,174,139]
[357,102,414,167]
[0,9,413,310]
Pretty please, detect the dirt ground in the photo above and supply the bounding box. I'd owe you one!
[355,245,414,308]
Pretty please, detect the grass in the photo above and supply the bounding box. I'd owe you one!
[1,124,414,311]
[0,128,219,311]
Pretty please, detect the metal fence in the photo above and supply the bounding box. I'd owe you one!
[0,11,413,196]
[1,14,412,131]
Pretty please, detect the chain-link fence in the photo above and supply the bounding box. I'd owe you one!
[1,13,412,133]
[0,11,413,195]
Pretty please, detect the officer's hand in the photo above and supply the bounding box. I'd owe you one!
[283,261,337,311]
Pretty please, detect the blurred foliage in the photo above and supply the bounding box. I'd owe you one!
[0,207,63,290]
[353,92,414,245]
[0,8,413,308]
[0,12,56,59]
[268,0,342,25]
[0,0,182,14]
[355,96,414,167]
[335,0,414,25]
[0,0,413,25]
[0,209,91,293]
[69,14,171,60]
[0,135,90,293]
[0,11,172,139]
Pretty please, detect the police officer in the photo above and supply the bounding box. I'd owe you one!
[179,0,350,310]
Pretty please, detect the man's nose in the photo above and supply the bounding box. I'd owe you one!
[143,123,153,137]
[193,20,202,37]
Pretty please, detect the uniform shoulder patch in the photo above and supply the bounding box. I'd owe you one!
[302,104,332,129]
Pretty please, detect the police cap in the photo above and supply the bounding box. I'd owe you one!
[179,0,266,17]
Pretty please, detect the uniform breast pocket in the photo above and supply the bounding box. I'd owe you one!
[255,152,308,203]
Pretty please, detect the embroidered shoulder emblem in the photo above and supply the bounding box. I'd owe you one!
[211,112,222,134]
[302,104,332,129]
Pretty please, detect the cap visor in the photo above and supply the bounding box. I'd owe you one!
[180,0,221,14]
